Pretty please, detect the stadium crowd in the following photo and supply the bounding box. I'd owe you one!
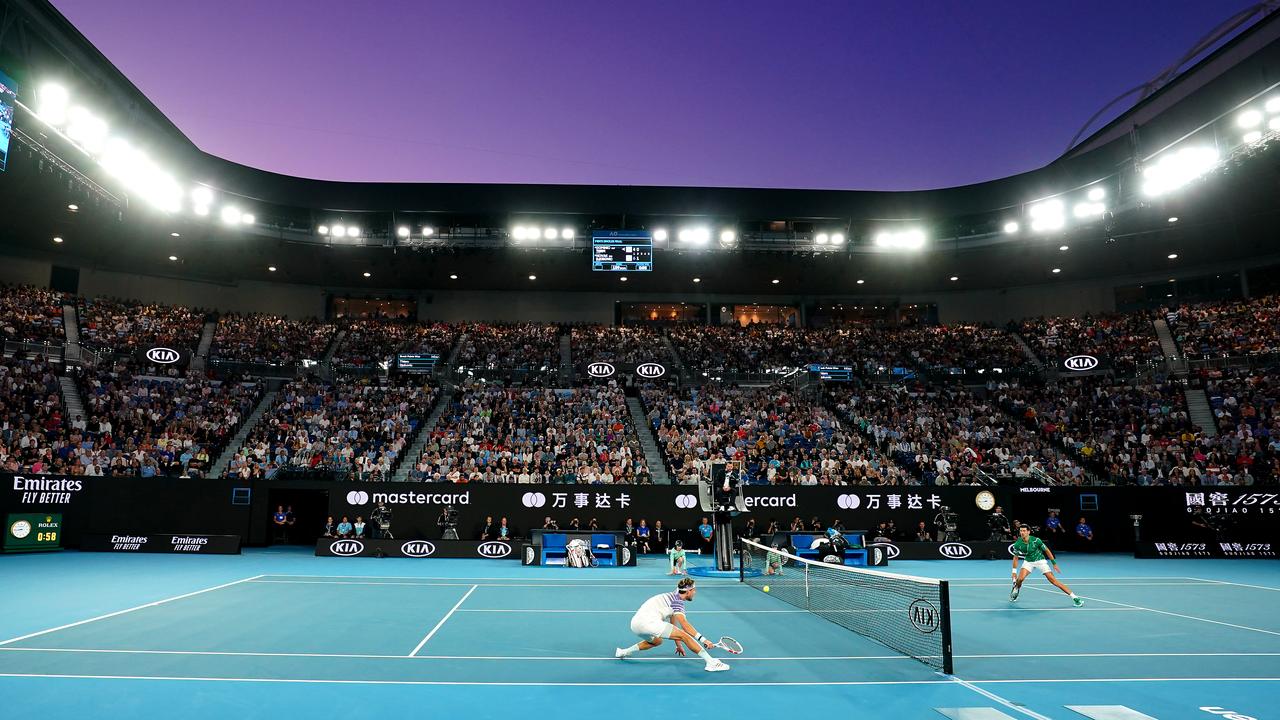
[77,296,207,355]
[333,320,460,368]
[0,285,65,344]
[0,354,66,474]
[212,313,337,365]
[1171,294,1280,358]
[570,325,671,365]
[454,323,559,376]
[1017,312,1162,374]
[406,384,651,483]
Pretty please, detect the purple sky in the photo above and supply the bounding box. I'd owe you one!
[52,0,1254,190]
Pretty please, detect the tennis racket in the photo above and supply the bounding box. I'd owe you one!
[711,636,743,654]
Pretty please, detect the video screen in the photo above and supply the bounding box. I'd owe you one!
[592,230,653,272]
[0,70,16,173]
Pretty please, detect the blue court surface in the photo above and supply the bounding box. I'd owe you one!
[1,550,1276,720]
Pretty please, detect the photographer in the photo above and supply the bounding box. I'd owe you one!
[934,505,959,542]
[988,505,1012,542]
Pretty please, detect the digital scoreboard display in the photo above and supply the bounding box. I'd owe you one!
[810,364,854,381]
[395,353,440,374]
[0,70,17,173]
[592,231,653,272]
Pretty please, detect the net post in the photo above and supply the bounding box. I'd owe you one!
[938,579,954,675]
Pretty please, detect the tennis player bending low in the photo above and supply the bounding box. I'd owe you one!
[615,577,729,672]
[1010,524,1083,606]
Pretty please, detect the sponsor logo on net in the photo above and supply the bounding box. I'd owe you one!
[145,347,181,364]
[836,493,861,509]
[1062,354,1099,371]
[635,362,666,378]
[347,489,470,506]
[869,542,900,560]
[675,494,698,509]
[587,362,616,378]
[330,540,364,556]
[871,547,885,565]
[477,541,512,558]
[401,540,436,557]
[939,542,972,559]
[908,599,940,633]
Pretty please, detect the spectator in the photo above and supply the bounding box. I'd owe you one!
[322,516,336,538]
[337,516,353,538]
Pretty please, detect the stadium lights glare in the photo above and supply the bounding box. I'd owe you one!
[720,230,737,245]
[653,229,669,242]
[1072,201,1106,219]
[168,255,178,261]
[348,226,360,238]
[620,276,628,282]
[1270,117,1280,132]
[543,227,557,240]
[678,227,711,245]
[950,276,959,281]
[268,266,277,272]
[528,274,537,281]
[220,206,242,225]
[1168,253,1179,259]
[318,225,329,235]
[1142,146,1218,197]
[67,204,78,211]
[240,214,255,226]
[1087,187,1106,202]
[1244,130,1263,144]
[423,226,434,236]
[1003,221,1019,234]
[194,205,209,217]
[1059,245,1069,251]
[1052,268,1061,274]
[771,279,780,284]
[170,232,180,237]
[831,233,845,245]
[36,83,69,125]
[1238,109,1263,128]
[511,226,527,241]
[692,277,701,283]
[331,224,346,238]
[873,228,926,250]
[397,226,410,238]
[1266,97,1280,113]
[1167,217,1179,223]
[363,272,371,278]
[561,228,574,240]
[815,233,829,245]
[856,279,865,284]
[1029,198,1066,232]
[53,236,63,243]
[66,106,108,153]
[449,274,458,279]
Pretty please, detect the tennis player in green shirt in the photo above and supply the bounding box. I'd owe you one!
[1011,524,1083,606]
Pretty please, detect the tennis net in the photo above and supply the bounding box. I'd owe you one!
[740,537,952,673]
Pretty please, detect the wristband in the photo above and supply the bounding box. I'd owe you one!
[695,633,706,643]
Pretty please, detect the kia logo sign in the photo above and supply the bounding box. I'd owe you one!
[478,541,512,558]
[939,542,973,559]
[522,492,547,508]
[675,494,697,509]
[636,363,666,378]
[836,494,861,510]
[870,542,900,559]
[909,599,941,633]
[330,540,364,556]
[347,491,369,506]
[1063,355,1099,372]
[401,541,436,557]
[145,347,181,364]
[587,362,616,378]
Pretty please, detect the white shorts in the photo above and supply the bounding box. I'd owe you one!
[630,613,676,640]
[1020,559,1053,575]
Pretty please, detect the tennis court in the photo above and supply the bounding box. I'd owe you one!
[1,548,1277,719]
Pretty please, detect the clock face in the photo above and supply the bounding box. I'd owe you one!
[10,520,32,539]
[975,491,997,511]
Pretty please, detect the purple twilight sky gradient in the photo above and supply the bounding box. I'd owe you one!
[51,0,1254,190]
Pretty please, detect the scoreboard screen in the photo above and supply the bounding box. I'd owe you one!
[0,69,16,173]
[592,231,653,272]
[4,513,62,553]
[395,353,440,374]
[810,364,854,381]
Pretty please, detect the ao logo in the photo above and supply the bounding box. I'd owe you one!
[939,542,973,559]
[145,347,181,364]
[347,491,369,506]
[836,494,861,510]
[400,541,436,557]
[621,547,631,566]
[871,547,885,565]
[636,363,666,378]
[870,542,900,559]
[1063,354,1099,371]
[478,541,512,558]
[587,362,616,378]
[522,492,547,508]
[908,599,940,633]
[330,540,364,556]
[674,494,698,509]
[524,546,536,564]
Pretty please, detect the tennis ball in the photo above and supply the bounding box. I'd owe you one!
[763,585,770,592]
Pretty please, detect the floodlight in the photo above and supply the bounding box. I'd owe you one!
[1059,245,1069,251]
[1003,221,1019,234]
[873,228,926,249]
[397,226,410,238]
[194,205,210,217]
[318,225,329,235]
[191,186,214,206]
[1072,201,1105,219]
[815,233,829,244]
[771,279,780,284]
[1168,253,1178,259]
[348,226,360,238]
[561,228,574,239]
[1052,268,1061,274]
[1269,117,1280,132]
[528,274,537,280]
[856,279,865,284]
[220,207,242,225]
[363,272,371,278]
[241,214,255,225]
[168,255,178,261]
[1141,146,1218,197]
[37,83,69,125]
[422,226,434,236]
[831,233,845,245]
[653,228,669,242]
[449,274,458,279]
[543,227,557,240]
[949,276,959,281]
[331,224,346,238]
[1237,109,1263,128]
[1167,217,1178,223]
[53,236,63,243]
[1244,130,1263,144]
[1266,97,1280,114]
[1029,198,1066,232]
[620,276,628,282]
[1087,187,1105,202]
[720,229,737,243]
[66,107,108,153]
[692,277,701,283]
[268,266,277,272]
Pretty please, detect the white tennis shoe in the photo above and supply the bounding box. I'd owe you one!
[615,648,628,659]
[704,659,730,672]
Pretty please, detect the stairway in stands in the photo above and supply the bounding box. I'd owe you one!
[61,303,82,364]
[627,396,672,484]
[392,388,455,482]
[1008,329,1049,377]
[57,375,86,426]
[191,317,217,374]
[558,332,573,386]
[209,389,278,478]
[1153,318,1187,375]
[1183,385,1218,438]
[662,333,694,385]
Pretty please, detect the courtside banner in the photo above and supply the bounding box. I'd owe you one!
[80,533,241,554]
[867,541,1017,561]
[315,538,519,559]
[1134,541,1277,559]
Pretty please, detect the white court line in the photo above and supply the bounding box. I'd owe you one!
[249,580,728,588]
[1024,585,1280,637]
[1185,577,1280,593]
[450,607,1143,613]
[950,582,1212,588]
[2,673,1277,687]
[258,574,735,583]
[0,575,264,648]
[943,673,1054,720]
[5,647,1275,661]
[408,585,477,657]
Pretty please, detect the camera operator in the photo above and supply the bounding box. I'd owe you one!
[370,501,393,539]
[934,505,959,542]
[988,506,1012,542]
[437,505,460,540]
